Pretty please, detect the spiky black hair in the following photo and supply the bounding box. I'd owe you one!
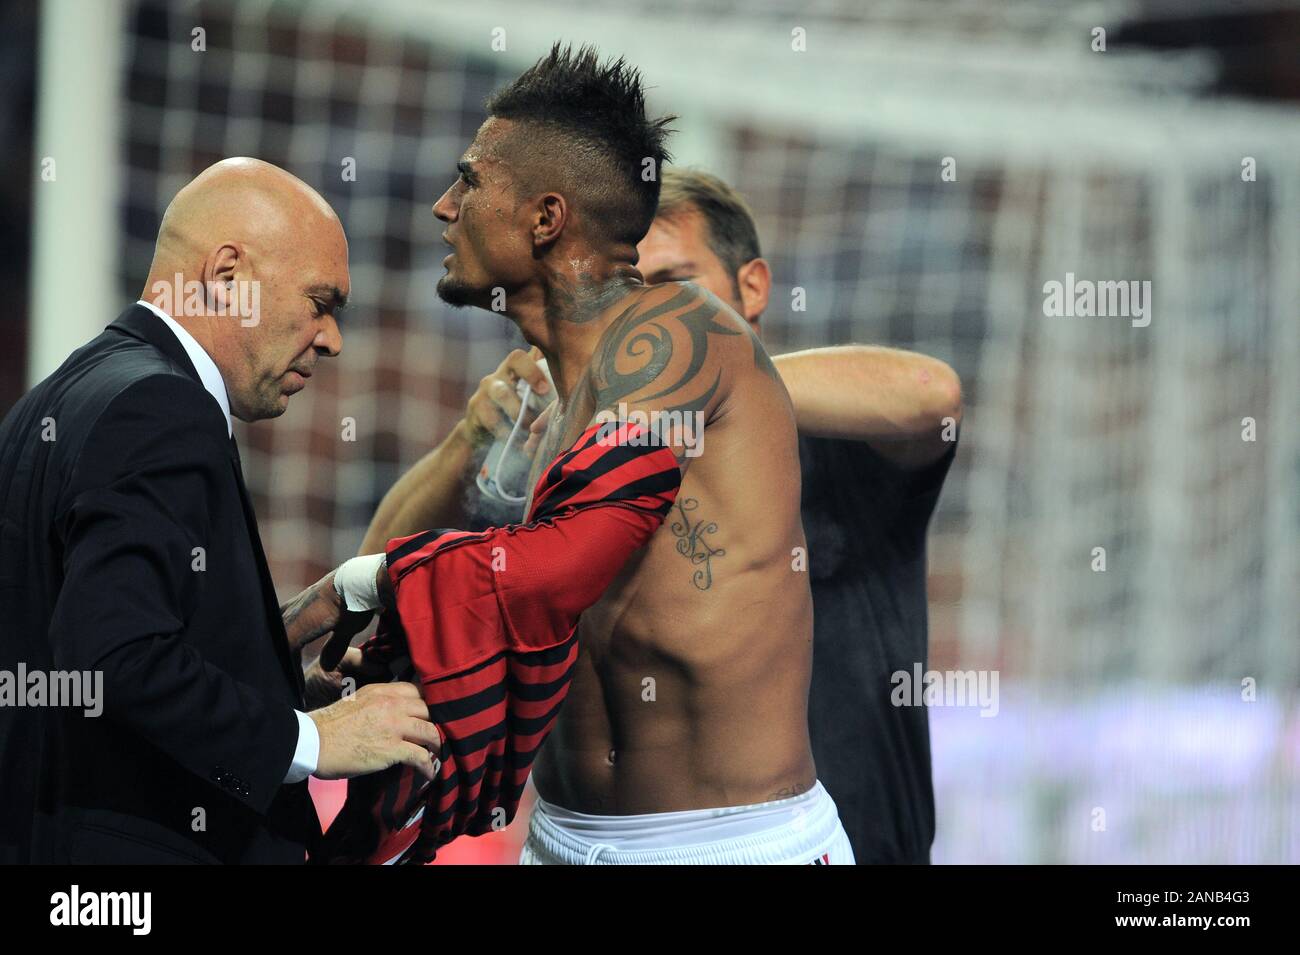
[486,43,676,245]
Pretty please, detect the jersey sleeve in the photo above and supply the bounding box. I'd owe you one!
[314,420,680,864]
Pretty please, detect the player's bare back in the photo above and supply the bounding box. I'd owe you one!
[527,281,817,814]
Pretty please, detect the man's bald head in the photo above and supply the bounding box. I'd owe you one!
[143,158,350,422]
[149,158,340,275]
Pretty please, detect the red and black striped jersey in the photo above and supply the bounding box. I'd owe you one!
[313,420,681,864]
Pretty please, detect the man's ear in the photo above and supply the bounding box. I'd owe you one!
[204,243,242,316]
[736,257,771,326]
[535,192,567,247]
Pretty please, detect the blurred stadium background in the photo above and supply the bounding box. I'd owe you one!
[4,0,1298,863]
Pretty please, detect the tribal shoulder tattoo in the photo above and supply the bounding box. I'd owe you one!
[534,283,769,587]
[590,285,741,423]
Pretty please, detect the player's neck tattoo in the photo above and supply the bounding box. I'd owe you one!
[543,265,641,326]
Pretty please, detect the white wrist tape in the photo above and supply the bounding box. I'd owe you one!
[333,553,386,612]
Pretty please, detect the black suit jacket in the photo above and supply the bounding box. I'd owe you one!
[0,304,319,863]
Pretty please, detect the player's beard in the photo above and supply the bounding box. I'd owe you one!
[436,273,481,308]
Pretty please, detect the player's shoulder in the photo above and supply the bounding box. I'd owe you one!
[590,282,749,403]
[598,281,756,368]
[629,281,751,334]
[641,282,782,384]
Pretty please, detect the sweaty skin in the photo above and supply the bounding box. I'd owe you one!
[523,280,817,814]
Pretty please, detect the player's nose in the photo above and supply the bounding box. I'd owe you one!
[432,185,457,223]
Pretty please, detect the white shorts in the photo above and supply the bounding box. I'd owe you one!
[519,780,855,865]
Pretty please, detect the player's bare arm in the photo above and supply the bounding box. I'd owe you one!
[359,346,552,552]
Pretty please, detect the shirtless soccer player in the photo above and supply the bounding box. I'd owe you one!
[487,170,961,863]
[292,45,853,865]
[638,170,961,863]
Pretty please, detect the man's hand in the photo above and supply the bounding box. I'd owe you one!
[280,571,374,654]
[303,647,390,710]
[464,346,551,447]
[359,348,554,551]
[309,682,442,781]
[523,400,556,458]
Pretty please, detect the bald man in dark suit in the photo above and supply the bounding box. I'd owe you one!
[0,158,437,864]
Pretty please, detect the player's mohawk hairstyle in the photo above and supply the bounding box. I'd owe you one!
[486,42,676,245]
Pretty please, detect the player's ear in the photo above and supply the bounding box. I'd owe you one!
[534,192,567,247]
[736,257,770,324]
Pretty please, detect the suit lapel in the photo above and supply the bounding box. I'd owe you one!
[228,435,305,699]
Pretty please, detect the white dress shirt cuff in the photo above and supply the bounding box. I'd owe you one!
[284,709,320,784]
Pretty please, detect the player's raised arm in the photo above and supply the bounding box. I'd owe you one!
[358,347,552,552]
